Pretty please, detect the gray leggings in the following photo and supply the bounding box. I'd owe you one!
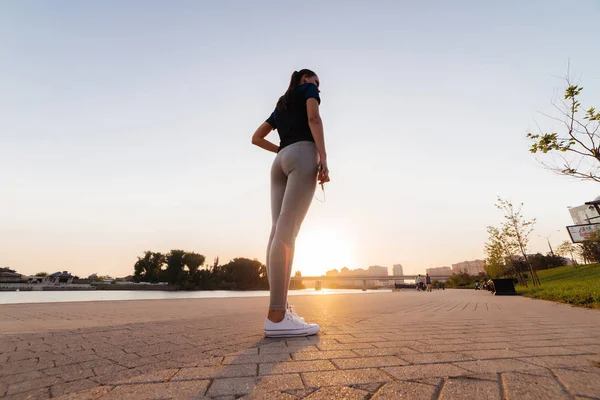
[267,141,318,310]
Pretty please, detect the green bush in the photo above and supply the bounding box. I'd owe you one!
[446,271,487,288]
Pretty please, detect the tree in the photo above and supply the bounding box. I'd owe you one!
[495,198,540,286]
[446,271,484,289]
[556,240,578,264]
[134,252,152,282]
[527,253,568,271]
[221,258,268,290]
[577,231,600,264]
[579,242,600,264]
[166,250,187,285]
[183,252,206,275]
[484,230,508,279]
[527,75,600,182]
[484,225,526,284]
[35,272,48,277]
[134,251,165,282]
[211,257,219,272]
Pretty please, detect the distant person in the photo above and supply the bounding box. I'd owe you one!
[252,69,329,338]
[425,273,432,292]
[416,274,424,291]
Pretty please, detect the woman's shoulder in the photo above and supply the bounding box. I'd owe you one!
[296,83,318,90]
[295,83,320,103]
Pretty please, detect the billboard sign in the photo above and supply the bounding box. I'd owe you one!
[566,223,600,243]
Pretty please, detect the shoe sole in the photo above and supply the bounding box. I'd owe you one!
[264,327,320,338]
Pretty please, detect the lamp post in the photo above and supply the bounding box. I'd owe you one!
[538,230,561,256]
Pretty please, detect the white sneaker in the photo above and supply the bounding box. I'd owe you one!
[264,310,320,338]
[287,304,305,322]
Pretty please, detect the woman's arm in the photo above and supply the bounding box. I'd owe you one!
[306,98,329,183]
[251,122,279,154]
[306,98,326,160]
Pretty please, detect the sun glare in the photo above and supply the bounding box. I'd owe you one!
[292,227,357,277]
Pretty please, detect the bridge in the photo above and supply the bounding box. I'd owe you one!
[289,275,453,290]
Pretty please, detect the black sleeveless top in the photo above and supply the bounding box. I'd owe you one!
[265,83,321,151]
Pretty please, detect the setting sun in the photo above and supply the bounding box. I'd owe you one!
[292,226,358,277]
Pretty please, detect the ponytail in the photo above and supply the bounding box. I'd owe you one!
[276,69,316,111]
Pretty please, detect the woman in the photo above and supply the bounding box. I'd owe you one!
[415,274,423,291]
[251,69,329,337]
[425,273,432,292]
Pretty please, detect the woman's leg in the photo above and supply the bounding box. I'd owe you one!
[267,155,286,291]
[268,145,318,312]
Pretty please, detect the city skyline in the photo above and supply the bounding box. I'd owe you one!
[2,1,600,278]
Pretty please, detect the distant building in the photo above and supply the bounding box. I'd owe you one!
[426,266,453,277]
[569,204,600,225]
[0,267,23,283]
[325,265,388,288]
[114,276,134,284]
[451,260,485,276]
[47,271,75,284]
[28,276,46,284]
[367,265,388,276]
[366,265,388,287]
[393,264,404,283]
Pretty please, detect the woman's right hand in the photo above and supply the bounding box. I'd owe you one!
[318,159,330,185]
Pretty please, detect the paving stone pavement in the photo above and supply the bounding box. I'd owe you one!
[0,290,599,399]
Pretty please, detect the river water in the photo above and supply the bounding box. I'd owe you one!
[0,288,389,305]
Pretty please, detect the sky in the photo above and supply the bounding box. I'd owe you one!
[1,0,600,278]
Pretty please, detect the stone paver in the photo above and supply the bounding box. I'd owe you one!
[440,376,500,400]
[292,350,358,360]
[302,368,392,388]
[53,385,114,400]
[371,380,440,400]
[457,359,545,374]
[352,347,420,357]
[172,364,256,380]
[222,354,290,364]
[331,355,407,369]
[49,379,98,398]
[553,367,600,398]
[384,363,472,380]
[401,352,475,364]
[206,377,255,397]
[502,371,572,399]
[519,354,598,369]
[304,385,370,399]
[259,360,335,375]
[245,374,305,399]
[1,290,599,399]
[260,345,319,354]
[100,380,210,399]
[4,387,50,400]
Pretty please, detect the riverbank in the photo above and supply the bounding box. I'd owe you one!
[517,264,600,308]
[0,283,94,292]
[0,288,389,305]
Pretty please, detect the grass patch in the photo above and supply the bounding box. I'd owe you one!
[517,264,600,308]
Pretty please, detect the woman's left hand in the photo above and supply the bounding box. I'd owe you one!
[318,160,330,185]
